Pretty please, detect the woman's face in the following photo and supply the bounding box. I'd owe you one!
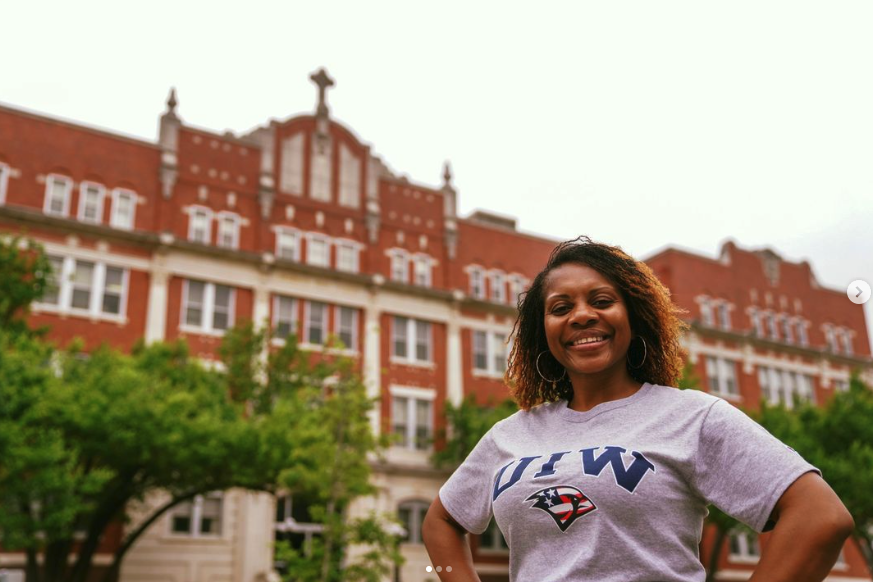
[542,263,634,379]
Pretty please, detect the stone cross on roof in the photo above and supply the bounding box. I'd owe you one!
[310,68,335,118]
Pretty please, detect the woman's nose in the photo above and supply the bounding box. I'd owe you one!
[568,302,598,325]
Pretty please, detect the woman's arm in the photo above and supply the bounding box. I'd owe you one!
[749,472,854,582]
[422,495,482,582]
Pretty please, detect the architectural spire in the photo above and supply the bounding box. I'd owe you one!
[442,161,453,188]
[309,68,335,118]
[167,87,178,113]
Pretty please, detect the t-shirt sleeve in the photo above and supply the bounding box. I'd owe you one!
[692,399,821,533]
[438,428,499,535]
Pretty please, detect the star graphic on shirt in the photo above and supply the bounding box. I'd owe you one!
[544,497,554,507]
[545,488,557,498]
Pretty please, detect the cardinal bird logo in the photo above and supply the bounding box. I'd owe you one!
[525,485,597,532]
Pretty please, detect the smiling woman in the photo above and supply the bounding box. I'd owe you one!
[423,236,853,582]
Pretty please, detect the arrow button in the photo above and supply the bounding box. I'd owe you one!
[848,280,871,305]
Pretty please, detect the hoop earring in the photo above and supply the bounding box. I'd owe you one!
[627,336,647,369]
[536,350,566,390]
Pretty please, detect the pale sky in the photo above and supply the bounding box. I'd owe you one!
[3,1,872,343]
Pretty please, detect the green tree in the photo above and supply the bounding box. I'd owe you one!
[0,236,51,335]
[431,395,517,469]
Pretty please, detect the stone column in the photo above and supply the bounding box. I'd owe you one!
[144,268,169,343]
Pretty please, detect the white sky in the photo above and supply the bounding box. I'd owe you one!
[3,1,872,345]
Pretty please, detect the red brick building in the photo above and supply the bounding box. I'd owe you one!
[0,69,869,582]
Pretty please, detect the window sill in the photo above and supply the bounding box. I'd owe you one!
[32,303,128,324]
[472,369,506,380]
[390,357,436,370]
[727,555,759,565]
[179,324,227,338]
[163,533,225,543]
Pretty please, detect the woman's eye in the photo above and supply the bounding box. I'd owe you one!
[594,299,614,308]
[550,305,569,314]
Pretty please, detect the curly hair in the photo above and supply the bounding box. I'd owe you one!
[506,236,687,410]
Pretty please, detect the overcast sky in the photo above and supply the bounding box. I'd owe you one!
[3,1,871,343]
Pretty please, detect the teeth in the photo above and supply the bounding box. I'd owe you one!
[572,336,605,346]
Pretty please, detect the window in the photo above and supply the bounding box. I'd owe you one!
[276,229,301,261]
[469,267,485,299]
[472,330,507,376]
[508,275,527,306]
[389,249,409,283]
[391,386,434,451]
[44,175,72,217]
[824,326,838,353]
[188,207,213,244]
[758,366,815,408]
[305,234,330,268]
[280,133,304,195]
[170,493,223,537]
[480,520,509,553]
[336,240,360,273]
[705,356,739,398]
[35,256,128,319]
[70,261,94,310]
[728,530,760,561]
[749,309,764,337]
[110,189,136,230]
[273,295,298,340]
[216,212,240,249]
[397,500,430,544]
[717,303,731,330]
[305,301,327,345]
[700,300,714,327]
[392,316,431,364]
[412,254,432,287]
[182,280,234,334]
[77,182,105,223]
[310,146,331,202]
[781,316,794,344]
[839,329,853,355]
[833,379,850,392]
[490,271,506,303]
[338,144,361,208]
[275,493,323,557]
[0,162,9,205]
[765,312,779,340]
[795,321,809,346]
[334,306,358,351]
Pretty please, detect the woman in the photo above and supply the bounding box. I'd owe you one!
[423,236,852,582]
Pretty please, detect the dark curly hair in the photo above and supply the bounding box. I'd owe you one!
[506,236,687,410]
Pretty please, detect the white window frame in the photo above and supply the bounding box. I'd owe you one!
[216,211,241,250]
[758,366,815,408]
[699,297,714,327]
[0,162,9,205]
[705,356,739,400]
[412,254,433,287]
[728,530,760,563]
[391,316,432,366]
[180,280,235,336]
[338,143,361,208]
[397,499,431,544]
[390,385,435,452]
[77,181,105,224]
[838,328,854,355]
[33,255,129,322]
[168,493,223,539]
[507,274,527,306]
[274,227,302,262]
[44,174,73,217]
[472,329,508,378]
[305,233,331,268]
[187,206,213,244]
[110,188,137,230]
[310,146,331,202]
[303,300,327,346]
[468,266,485,299]
[749,308,764,337]
[796,320,809,346]
[272,295,299,341]
[334,305,359,352]
[717,302,731,331]
[824,325,838,353]
[388,249,410,283]
[780,315,794,344]
[489,270,506,303]
[765,311,779,340]
[335,239,362,274]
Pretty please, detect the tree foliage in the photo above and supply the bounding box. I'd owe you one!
[0,237,402,582]
[431,394,518,469]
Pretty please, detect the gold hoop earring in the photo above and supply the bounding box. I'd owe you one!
[536,350,566,390]
[627,336,647,369]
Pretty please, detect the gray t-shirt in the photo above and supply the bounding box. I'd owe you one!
[439,383,819,582]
